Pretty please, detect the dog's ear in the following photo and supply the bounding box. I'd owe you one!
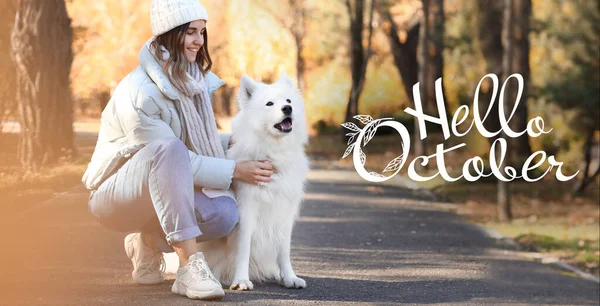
[276,72,294,88]
[239,75,258,104]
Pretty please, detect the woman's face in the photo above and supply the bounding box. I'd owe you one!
[183,19,206,63]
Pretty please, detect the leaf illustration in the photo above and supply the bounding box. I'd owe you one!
[342,143,355,159]
[383,154,404,173]
[353,114,373,125]
[347,133,358,145]
[359,148,366,165]
[369,171,386,178]
[341,122,360,132]
[345,132,357,137]
[363,119,382,146]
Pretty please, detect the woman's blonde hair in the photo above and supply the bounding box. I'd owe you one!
[150,22,212,92]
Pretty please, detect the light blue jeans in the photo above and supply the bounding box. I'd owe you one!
[88,136,239,251]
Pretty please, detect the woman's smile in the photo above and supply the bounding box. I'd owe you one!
[185,47,199,61]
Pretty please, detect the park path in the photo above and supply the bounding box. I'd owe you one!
[1,167,598,305]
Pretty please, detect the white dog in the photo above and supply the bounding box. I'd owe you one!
[197,73,310,290]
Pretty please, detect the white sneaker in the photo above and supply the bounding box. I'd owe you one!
[171,252,225,300]
[124,233,165,284]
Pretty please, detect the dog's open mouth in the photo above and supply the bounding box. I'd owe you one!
[274,117,293,133]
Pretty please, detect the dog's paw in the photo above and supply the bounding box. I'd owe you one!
[230,279,254,291]
[281,276,306,289]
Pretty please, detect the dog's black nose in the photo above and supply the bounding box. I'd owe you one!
[282,105,292,115]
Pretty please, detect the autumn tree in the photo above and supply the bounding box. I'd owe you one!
[497,0,516,221]
[540,0,600,195]
[474,0,511,220]
[416,0,446,156]
[68,0,151,115]
[475,0,502,145]
[505,0,532,163]
[254,0,308,93]
[0,0,18,142]
[10,0,75,171]
[379,1,423,154]
[290,0,307,93]
[343,0,376,141]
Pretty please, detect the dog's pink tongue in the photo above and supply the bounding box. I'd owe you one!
[281,121,292,129]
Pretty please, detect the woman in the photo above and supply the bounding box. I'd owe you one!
[82,0,273,300]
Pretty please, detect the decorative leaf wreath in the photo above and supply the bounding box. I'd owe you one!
[341,115,406,178]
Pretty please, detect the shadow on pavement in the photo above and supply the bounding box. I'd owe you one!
[0,176,597,305]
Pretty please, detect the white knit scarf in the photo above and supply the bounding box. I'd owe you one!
[155,45,225,160]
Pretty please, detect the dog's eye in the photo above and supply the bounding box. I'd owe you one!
[286,99,291,103]
[266,101,274,106]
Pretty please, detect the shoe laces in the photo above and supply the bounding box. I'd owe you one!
[139,245,165,275]
[190,257,219,284]
[151,252,166,274]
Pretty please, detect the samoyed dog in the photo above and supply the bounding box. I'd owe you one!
[197,73,310,290]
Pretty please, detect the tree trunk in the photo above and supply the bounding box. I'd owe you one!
[475,0,503,145]
[0,0,18,143]
[417,0,429,156]
[498,0,514,222]
[426,0,446,117]
[497,177,511,221]
[386,21,419,107]
[291,0,307,93]
[508,0,532,163]
[342,0,375,141]
[383,11,423,157]
[416,0,446,155]
[344,0,365,127]
[10,0,75,172]
[572,130,600,196]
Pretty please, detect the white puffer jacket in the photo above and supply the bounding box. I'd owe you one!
[81,41,236,196]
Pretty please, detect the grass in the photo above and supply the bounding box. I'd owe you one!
[486,222,599,241]
[434,177,600,278]
[0,132,96,217]
[486,221,599,277]
[513,233,600,276]
[514,234,599,252]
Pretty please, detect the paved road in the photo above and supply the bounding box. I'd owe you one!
[1,168,598,305]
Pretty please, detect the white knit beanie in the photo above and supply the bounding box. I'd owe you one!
[150,0,209,36]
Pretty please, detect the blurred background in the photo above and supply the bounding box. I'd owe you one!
[0,0,598,277]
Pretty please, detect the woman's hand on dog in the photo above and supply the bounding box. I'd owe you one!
[233,160,274,185]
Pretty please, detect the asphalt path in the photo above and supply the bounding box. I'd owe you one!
[1,168,598,305]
